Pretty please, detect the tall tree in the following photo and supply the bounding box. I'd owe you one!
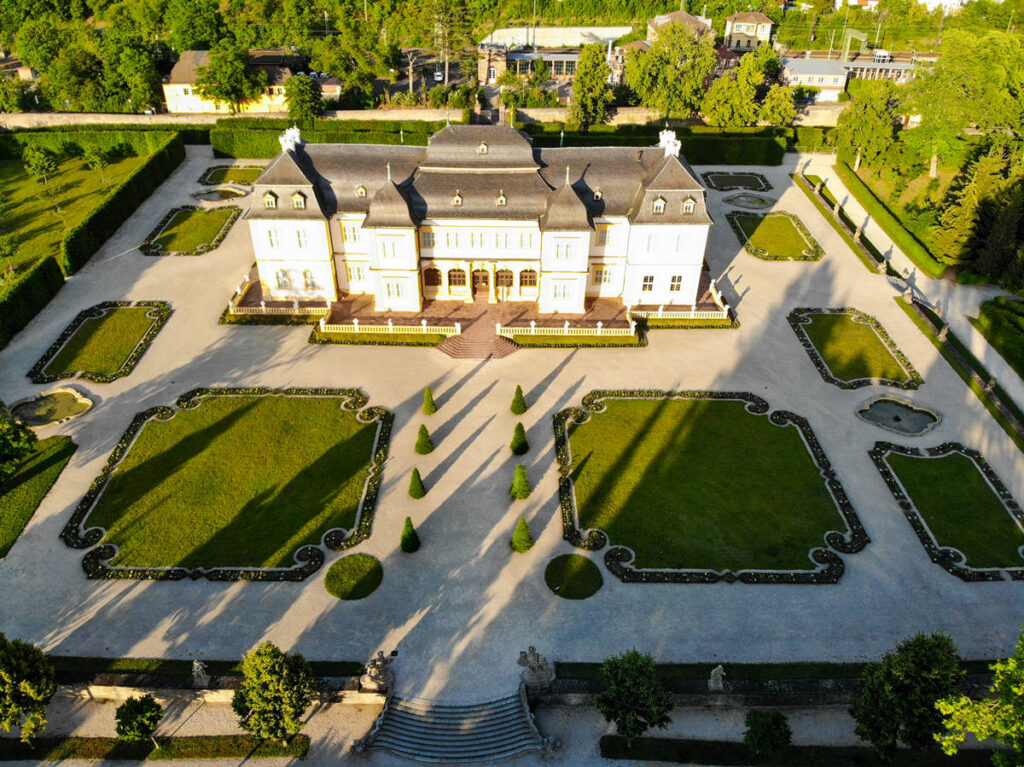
[625,23,716,118]
[0,401,36,481]
[285,74,324,123]
[836,80,899,170]
[701,72,757,127]
[595,650,674,747]
[195,44,268,113]
[164,0,223,52]
[232,642,315,745]
[759,84,796,126]
[0,632,55,744]
[932,150,1008,266]
[432,0,470,85]
[974,178,1024,279]
[567,43,613,131]
[115,695,164,749]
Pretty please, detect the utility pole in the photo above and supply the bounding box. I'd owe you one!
[937,8,945,46]
[827,29,836,60]
[1007,10,1015,33]
[875,21,881,46]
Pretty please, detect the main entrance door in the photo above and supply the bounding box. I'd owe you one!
[472,270,490,299]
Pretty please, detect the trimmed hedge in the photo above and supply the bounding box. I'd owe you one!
[211,128,432,157]
[4,124,211,144]
[215,117,450,133]
[0,256,65,349]
[0,129,181,160]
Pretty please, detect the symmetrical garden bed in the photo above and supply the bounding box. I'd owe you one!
[553,390,867,584]
[789,308,922,390]
[701,172,772,192]
[870,442,1024,582]
[140,205,239,256]
[0,436,76,558]
[61,388,392,581]
[727,211,823,261]
[198,165,264,185]
[28,301,172,384]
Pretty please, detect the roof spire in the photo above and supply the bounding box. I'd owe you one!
[565,165,570,185]
[387,162,392,183]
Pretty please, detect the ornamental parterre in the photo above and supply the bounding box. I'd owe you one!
[726,210,824,261]
[701,171,773,192]
[27,301,172,385]
[552,390,869,584]
[61,387,393,582]
[140,205,240,256]
[788,307,924,390]
[870,441,1024,582]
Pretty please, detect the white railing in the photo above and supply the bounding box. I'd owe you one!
[497,319,636,339]
[319,318,462,337]
[226,274,331,318]
[627,278,731,321]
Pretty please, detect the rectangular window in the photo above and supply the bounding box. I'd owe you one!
[670,275,682,292]
[592,267,611,285]
[304,269,317,290]
[553,282,570,300]
[553,60,564,76]
[296,229,307,249]
[422,231,434,248]
[347,264,365,282]
[565,60,576,75]
[267,229,279,248]
[342,225,361,243]
[596,225,609,246]
[642,275,654,292]
[182,87,191,96]
[385,280,404,299]
[379,239,398,259]
[276,269,291,290]
[555,241,573,260]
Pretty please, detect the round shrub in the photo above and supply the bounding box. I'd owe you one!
[510,464,531,499]
[401,516,421,553]
[744,709,792,759]
[510,422,529,455]
[414,424,434,454]
[510,385,527,415]
[324,554,383,600]
[545,554,602,599]
[408,468,426,499]
[511,517,534,552]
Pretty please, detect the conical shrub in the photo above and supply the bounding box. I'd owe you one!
[423,386,437,415]
[415,424,434,454]
[510,422,529,455]
[511,517,535,552]
[401,516,421,552]
[510,384,527,415]
[510,464,532,499]
[408,468,426,499]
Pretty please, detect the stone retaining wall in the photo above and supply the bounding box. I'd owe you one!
[57,683,385,706]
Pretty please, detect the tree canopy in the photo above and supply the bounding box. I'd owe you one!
[0,633,56,744]
[836,80,899,168]
[595,649,674,746]
[195,44,269,113]
[567,43,613,130]
[0,402,36,482]
[232,642,316,744]
[625,24,716,118]
[285,74,324,122]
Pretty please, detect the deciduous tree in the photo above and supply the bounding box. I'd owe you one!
[195,44,268,113]
[625,23,716,118]
[0,632,55,744]
[232,643,315,745]
[285,74,324,123]
[115,695,164,748]
[759,84,796,126]
[567,43,613,131]
[595,649,673,747]
[836,80,898,170]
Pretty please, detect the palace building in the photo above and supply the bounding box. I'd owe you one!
[246,125,713,315]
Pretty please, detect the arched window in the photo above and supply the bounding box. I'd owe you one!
[292,192,306,209]
[447,268,467,287]
[423,267,442,286]
[478,142,488,154]
[496,192,507,206]
[263,192,278,209]
[495,269,513,288]
[593,188,603,201]
[519,269,537,287]
[652,197,666,214]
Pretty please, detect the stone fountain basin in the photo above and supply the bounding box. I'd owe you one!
[11,387,94,427]
[723,192,776,210]
[856,395,941,436]
[193,185,248,204]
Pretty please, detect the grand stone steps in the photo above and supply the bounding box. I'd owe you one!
[362,692,548,763]
[437,334,518,359]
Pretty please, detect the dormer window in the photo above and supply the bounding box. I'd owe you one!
[478,142,488,155]
[292,192,306,210]
[652,197,666,214]
[496,191,507,206]
[593,188,603,201]
[453,191,463,207]
[682,198,695,214]
[355,185,366,198]
[263,192,278,209]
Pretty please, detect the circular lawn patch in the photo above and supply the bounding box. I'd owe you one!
[545,554,603,600]
[324,554,383,600]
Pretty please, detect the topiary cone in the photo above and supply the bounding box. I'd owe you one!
[511,517,535,552]
[401,516,421,552]
[423,386,437,415]
[510,464,531,499]
[510,384,527,415]
[408,468,427,499]
[510,422,529,455]
[415,424,434,454]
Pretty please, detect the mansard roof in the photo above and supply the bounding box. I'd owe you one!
[421,125,539,171]
[363,180,415,229]
[540,182,592,231]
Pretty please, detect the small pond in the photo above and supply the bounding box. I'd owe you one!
[193,187,247,202]
[723,192,775,210]
[857,396,940,436]
[11,388,93,426]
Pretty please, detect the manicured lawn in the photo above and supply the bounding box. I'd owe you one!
[312,330,445,346]
[512,334,641,347]
[0,735,309,761]
[49,656,363,680]
[972,297,1024,380]
[45,307,157,378]
[733,212,820,260]
[85,395,379,569]
[888,452,1024,568]
[152,207,235,254]
[0,155,148,276]
[544,554,603,599]
[0,436,76,558]
[201,166,262,185]
[324,553,383,599]
[802,313,910,383]
[568,398,842,571]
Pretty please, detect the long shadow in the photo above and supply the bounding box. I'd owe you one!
[525,349,577,407]
[1,438,77,495]
[425,415,495,489]
[435,358,490,410]
[432,380,497,444]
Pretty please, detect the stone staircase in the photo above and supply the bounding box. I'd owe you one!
[437,334,518,359]
[356,688,554,763]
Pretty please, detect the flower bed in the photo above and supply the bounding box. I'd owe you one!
[726,210,824,261]
[140,205,240,256]
[701,171,773,192]
[28,301,172,384]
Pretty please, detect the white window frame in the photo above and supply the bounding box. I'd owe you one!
[652,197,666,214]
[422,230,434,248]
[592,266,611,285]
[304,269,317,290]
[670,275,682,292]
[267,228,279,248]
[296,229,307,249]
[642,275,654,292]
[347,264,365,282]
[276,269,291,290]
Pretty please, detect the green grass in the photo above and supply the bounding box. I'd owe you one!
[544,554,603,599]
[86,395,378,569]
[324,553,383,599]
[0,155,149,276]
[972,297,1024,380]
[202,166,262,185]
[49,656,362,679]
[568,398,842,571]
[802,313,910,383]
[45,307,157,378]
[511,334,642,347]
[312,330,445,346]
[794,174,884,272]
[887,452,1024,569]
[734,212,817,260]
[152,207,235,254]
[0,436,76,558]
[0,735,309,761]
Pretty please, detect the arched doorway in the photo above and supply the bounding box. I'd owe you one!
[472,269,490,299]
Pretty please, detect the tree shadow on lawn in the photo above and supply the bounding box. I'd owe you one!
[1,438,77,497]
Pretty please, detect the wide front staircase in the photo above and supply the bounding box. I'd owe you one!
[355,687,555,762]
[436,296,519,360]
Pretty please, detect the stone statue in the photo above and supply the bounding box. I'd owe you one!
[279,126,303,153]
[658,129,681,158]
[708,665,725,693]
[360,650,397,693]
[191,660,210,689]
[517,647,552,691]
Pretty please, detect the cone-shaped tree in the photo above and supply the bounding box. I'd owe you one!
[511,517,535,552]
[423,386,437,415]
[401,516,421,552]
[408,468,427,499]
[414,424,434,454]
[510,385,527,415]
[510,464,532,499]
[510,422,529,455]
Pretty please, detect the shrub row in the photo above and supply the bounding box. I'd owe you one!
[0,257,65,350]
[5,123,211,144]
[211,128,431,157]
[793,173,885,272]
[0,129,180,159]
[214,117,450,133]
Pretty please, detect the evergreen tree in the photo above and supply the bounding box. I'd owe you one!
[510,385,527,415]
[511,517,534,552]
[933,151,1008,266]
[285,74,324,123]
[422,386,437,415]
[401,516,421,552]
[510,464,531,499]
[974,178,1024,280]
[510,422,529,455]
[0,632,56,744]
[567,43,613,131]
[0,402,36,483]
[414,424,434,454]
[231,643,315,745]
[115,695,164,748]
[408,467,427,499]
[595,650,674,747]
[744,710,792,760]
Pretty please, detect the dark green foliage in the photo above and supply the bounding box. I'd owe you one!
[567,43,613,130]
[408,468,426,499]
[0,734,310,761]
[744,709,792,759]
[510,464,531,499]
[414,424,434,455]
[422,386,437,415]
[285,75,324,123]
[973,298,1024,379]
[510,422,529,455]
[544,555,603,599]
[194,44,268,113]
[0,257,64,351]
[231,643,315,743]
[933,151,1008,266]
[510,385,527,415]
[114,696,163,746]
[0,632,56,744]
[511,517,534,552]
[596,650,674,745]
[0,403,37,483]
[323,554,383,599]
[400,516,420,553]
[850,633,964,757]
[836,80,899,167]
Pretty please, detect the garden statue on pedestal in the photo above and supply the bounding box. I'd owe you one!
[709,664,726,693]
[517,646,552,692]
[361,650,398,693]
[192,660,210,689]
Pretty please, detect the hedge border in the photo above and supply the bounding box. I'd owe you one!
[220,308,320,326]
[60,387,393,582]
[794,173,887,273]
[308,328,445,347]
[869,441,1024,582]
[637,316,740,331]
[552,390,868,584]
[27,301,172,384]
[701,171,773,192]
[726,210,824,261]
[197,164,264,185]
[788,307,923,391]
[509,334,646,348]
[140,205,240,257]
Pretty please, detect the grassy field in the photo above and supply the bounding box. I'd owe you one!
[0,735,309,761]
[734,213,817,260]
[86,396,378,569]
[202,166,262,185]
[324,553,383,599]
[568,398,842,571]
[45,307,157,378]
[802,313,910,383]
[888,452,1024,568]
[152,207,235,254]
[972,297,1024,380]
[544,554,603,599]
[0,155,149,276]
[0,436,76,558]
